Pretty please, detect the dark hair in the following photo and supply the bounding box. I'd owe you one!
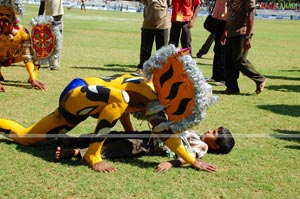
[210,127,235,154]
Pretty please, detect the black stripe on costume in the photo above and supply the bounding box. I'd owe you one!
[81,86,110,103]
[122,77,144,84]
[101,74,122,82]
[93,119,118,141]
[77,106,98,116]
[172,98,192,115]
[59,107,89,125]
[45,125,74,140]
[166,82,183,99]
[159,64,174,88]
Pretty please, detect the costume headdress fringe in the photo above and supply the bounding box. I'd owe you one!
[143,44,218,133]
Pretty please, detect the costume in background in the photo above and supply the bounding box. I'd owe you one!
[0,0,44,91]
[38,0,64,69]
[30,15,62,67]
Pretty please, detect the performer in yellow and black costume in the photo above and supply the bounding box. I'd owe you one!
[0,45,218,172]
[0,0,46,92]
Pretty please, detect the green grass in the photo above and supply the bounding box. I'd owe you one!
[0,4,300,199]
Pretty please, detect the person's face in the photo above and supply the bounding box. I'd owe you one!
[202,128,220,150]
[0,7,14,34]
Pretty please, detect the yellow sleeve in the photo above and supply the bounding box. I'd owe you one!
[25,62,37,82]
[164,136,196,165]
[84,141,105,164]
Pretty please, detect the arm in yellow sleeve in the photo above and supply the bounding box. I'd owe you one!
[25,61,37,82]
[24,61,46,90]
[164,135,196,165]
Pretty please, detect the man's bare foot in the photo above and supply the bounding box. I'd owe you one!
[84,160,117,173]
[55,146,79,161]
[255,79,266,95]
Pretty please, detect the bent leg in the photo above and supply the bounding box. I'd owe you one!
[0,109,75,145]
[83,88,130,171]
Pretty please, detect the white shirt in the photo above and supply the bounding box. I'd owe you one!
[42,0,64,16]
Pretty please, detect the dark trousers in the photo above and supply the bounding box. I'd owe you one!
[137,28,168,69]
[169,21,192,53]
[211,19,226,82]
[198,33,214,55]
[224,35,265,92]
[58,131,160,159]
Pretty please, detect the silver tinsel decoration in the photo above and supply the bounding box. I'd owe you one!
[30,15,62,65]
[143,44,219,133]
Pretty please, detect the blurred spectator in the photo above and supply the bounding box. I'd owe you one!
[168,0,201,55]
[136,0,171,74]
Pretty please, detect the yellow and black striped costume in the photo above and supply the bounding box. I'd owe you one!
[0,73,197,166]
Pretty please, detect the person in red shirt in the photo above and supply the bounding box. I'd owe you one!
[169,0,201,55]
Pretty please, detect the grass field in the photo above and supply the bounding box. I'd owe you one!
[0,4,299,199]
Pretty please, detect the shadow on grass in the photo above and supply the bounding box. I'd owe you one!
[193,56,213,61]
[271,129,300,150]
[266,84,300,92]
[0,138,82,167]
[279,68,300,73]
[257,104,300,117]
[213,90,254,96]
[71,64,136,73]
[196,62,212,67]
[265,75,300,81]
[1,80,32,90]
[109,156,160,169]
[0,138,162,169]
[8,64,24,68]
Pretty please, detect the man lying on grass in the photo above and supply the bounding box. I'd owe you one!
[55,127,235,172]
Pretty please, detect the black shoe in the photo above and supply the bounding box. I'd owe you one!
[196,52,204,58]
